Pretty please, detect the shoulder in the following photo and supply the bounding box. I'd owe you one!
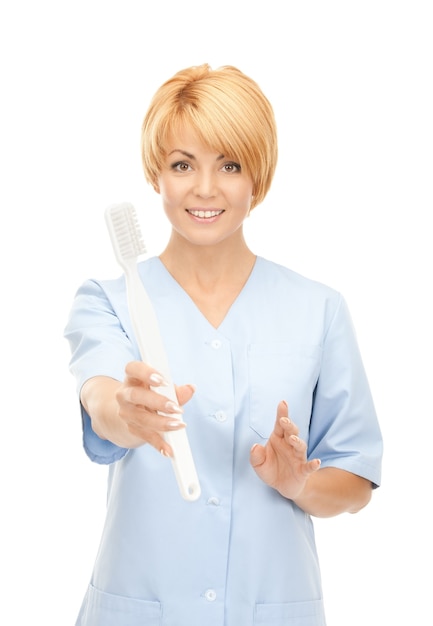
[79,256,160,301]
[245,257,348,342]
[255,256,341,304]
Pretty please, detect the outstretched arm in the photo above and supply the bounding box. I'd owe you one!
[250,400,372,517]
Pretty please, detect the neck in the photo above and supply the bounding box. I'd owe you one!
[159,230,256,290]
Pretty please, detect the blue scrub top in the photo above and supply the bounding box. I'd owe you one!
[64,256,382,626]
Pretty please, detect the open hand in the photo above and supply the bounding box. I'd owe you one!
[250,400,321,500]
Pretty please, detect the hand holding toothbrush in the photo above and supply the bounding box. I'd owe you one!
[80,361,196,456]
[116,361,196,458]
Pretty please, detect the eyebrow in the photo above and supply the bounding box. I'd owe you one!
[168,149,225,161]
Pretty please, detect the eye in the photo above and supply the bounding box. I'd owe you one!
[171,161,192,172]
[221,161,241,173]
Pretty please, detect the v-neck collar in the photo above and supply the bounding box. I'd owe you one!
[150,255,260,331]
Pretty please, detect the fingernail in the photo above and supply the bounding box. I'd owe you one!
[168,420,186,428]
[280,417,290,424]
[160,448,170,457]
[165,401,183,414]
[150,373,168,386]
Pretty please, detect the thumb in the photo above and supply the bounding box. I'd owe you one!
[175,383,196,407]
[250,443,266,468]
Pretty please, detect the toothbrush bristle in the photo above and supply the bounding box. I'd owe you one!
[108,203,146,260]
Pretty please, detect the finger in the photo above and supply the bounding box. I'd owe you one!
[129,428,173,458]
[125,360,159,385]
[150,418,188,459]
[306,458,321,473]
[120,384,183,416]
[125,363,195,412]
[288,434,307,453]
[278,416,299,441]
[119,399,183,427]
[160,416,187,432]
[288,435,321,474]
[249,443,267,468]
[126,412,186,455]
[274,402,300,437]
[124,361,171,394]
[273,400,290,437]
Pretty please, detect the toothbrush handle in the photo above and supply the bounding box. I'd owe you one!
[127,269,201,501]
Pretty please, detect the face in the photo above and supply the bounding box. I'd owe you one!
[155,126,254,249]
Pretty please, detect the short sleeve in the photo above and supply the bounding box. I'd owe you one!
[64,278,137,464]
[308,296,383,487]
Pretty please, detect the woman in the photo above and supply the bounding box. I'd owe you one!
[64,64,382,626]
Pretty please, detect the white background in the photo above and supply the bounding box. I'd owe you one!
[1,1,431,624]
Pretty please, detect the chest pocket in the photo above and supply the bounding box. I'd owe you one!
[248,343,321,440]
[254,599,326,625]
[79,584,162,625]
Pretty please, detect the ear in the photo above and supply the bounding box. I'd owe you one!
[153,182,160,194]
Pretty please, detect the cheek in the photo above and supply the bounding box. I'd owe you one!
[158,181,175,205]
[159,177,187,201]
[234,182,254,208]
[238,176,254,198]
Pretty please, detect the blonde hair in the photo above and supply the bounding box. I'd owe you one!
[141,64,278,209]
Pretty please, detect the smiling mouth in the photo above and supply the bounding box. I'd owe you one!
[186,209,224,219]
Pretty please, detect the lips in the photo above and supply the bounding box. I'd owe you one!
[186,209,224,219]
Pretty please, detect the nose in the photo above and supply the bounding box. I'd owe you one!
[194,170,217,199]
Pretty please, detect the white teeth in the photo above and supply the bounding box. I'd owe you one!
[188,210,223,218]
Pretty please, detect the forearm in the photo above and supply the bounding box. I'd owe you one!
[81,376,145,449]
[293,467,373,518]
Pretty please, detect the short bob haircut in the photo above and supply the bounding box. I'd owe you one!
[141,64,278,210]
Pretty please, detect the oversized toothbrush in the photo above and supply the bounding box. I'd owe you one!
[105,202,201,501]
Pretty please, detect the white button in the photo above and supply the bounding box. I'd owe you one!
[204,589,217,602]
[214,410,227,422]
[207,496,220,506]
[210,339,222,349]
